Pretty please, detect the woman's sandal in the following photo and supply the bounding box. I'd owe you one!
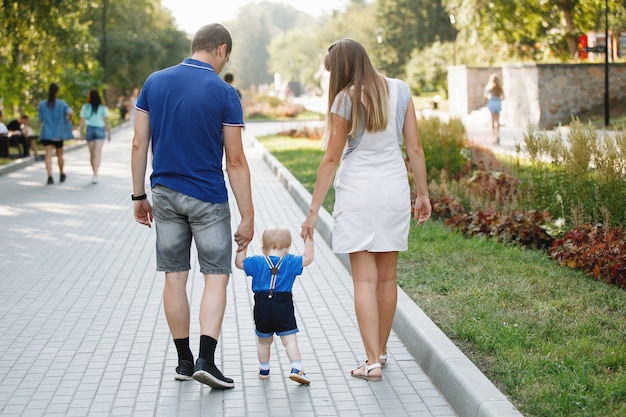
[365,354,387,368]
[351,362,382,381]
[379,353,387,368]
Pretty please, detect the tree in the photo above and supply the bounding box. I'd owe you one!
[266,1,380,94]
[0,0,95,114]
[228,2,311,90]
[444,0,626,60]
[0,0,188,117]
[83,0,189,101]
[376,0,453,76]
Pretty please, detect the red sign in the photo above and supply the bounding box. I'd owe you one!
[578,34,588,60]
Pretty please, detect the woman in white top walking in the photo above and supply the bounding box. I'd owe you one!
[301,38,431,381]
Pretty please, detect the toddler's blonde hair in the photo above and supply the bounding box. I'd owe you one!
[262,226,292,250]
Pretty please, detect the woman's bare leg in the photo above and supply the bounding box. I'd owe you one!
[44,145,54,178]
[349,251,383,377]
[374,252,399,359]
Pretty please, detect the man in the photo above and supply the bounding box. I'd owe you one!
[0,111,8,134]
[223,73,242,99]
[0,111,9,158]
[7,115,37,158]
[131,23,254,389]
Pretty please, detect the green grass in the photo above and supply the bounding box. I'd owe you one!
[572,99,626,129]
[401,221,626,417]
[260,136,626,417]
[247,109,325,122]
[412,91,450,113]
[258,135,334,213]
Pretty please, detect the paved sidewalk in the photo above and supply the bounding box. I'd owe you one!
[0,124,462,417]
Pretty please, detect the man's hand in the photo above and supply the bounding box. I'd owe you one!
[234,218,254,252]
[133,200,153,228]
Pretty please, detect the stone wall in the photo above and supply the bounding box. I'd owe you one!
[447,66,500,116]
[448,63,626,129]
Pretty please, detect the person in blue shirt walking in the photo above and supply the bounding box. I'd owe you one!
[38,83,73,185]
[235,226,314,385]
[131,23,254,390]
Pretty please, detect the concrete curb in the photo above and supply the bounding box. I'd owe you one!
[250,135,523,417]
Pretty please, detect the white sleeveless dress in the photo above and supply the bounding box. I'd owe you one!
[331,79,411,253]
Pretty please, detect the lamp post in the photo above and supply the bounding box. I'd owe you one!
[449,14,457,65]
[376,28,384,45]
[604,0,609,127]
[375,28,384,72]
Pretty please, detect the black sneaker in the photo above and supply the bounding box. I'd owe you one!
[174,360,194,381]
[60,173,66,183]
[192,358,234,389]
[47,176,54,185]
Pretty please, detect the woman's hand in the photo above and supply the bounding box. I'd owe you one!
[301,211,318,241]
[413,195,432,225]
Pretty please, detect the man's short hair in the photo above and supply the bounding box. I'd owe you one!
[224,73,234,83]
[192,23,232,55]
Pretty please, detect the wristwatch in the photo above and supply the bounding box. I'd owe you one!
[131,193,147,201]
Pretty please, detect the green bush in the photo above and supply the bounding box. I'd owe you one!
[405,41,453,95]
[518,120,626,228]
[415,116,467,182]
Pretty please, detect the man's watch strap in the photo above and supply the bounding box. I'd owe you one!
[131,193,147,201]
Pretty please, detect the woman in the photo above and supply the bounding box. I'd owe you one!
[484,73,505,143]
[38,83,73,185]
[300,39,431,381]
[79,89,111,183]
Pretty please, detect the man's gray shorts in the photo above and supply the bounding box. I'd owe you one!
[152,184,232,275]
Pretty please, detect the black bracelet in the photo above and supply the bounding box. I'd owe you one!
[131,193,147,201]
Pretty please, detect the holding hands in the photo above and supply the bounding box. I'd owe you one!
[300,210,318,241]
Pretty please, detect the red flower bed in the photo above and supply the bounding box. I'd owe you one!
[549,224,626,288]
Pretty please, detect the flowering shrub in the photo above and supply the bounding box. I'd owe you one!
[549,224,626,288]
[244,94,305,119]
[445,209,555,250]
[419,117,626,288]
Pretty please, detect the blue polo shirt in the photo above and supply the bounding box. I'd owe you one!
[243,254,304,293]
[136,58,244,203]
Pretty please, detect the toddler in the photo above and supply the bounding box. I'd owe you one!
[235,226,313,385]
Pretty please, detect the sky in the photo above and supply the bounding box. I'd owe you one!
[161,0,349,34]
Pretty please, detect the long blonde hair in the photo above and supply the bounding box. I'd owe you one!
[323,39,388,146]
[487,74,504,98]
